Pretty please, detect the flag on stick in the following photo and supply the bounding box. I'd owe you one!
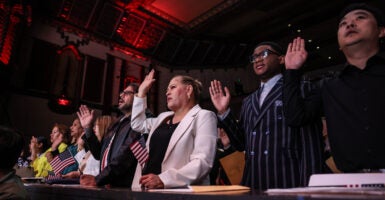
[46,170,61,181]
[130,135,149,168]
[49,149,76,175]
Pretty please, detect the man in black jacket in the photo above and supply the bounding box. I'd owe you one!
[284,3,385,173]
[77,83,143,187]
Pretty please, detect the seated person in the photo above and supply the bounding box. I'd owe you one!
[53,118,84,177]
[31,123,70,177]
[63,116,112,178]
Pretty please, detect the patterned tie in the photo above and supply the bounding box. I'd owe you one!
[258,84,264,106]
[100,133,116,170]
[100,116,127,170]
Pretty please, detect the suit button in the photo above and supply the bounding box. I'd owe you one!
[264,150,268,155]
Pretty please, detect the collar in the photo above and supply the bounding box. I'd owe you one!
[340,52,385,76]
[260,73,282,88]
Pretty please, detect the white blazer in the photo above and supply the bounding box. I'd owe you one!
[131,96,218,189]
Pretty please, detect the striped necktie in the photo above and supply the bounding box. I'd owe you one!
[100,133,116,170]
[258,84,264,106]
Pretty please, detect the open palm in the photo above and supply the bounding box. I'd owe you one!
[209,80,230,114]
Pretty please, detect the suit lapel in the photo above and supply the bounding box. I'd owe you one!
[162,105,201,162]
[251,78,283,130]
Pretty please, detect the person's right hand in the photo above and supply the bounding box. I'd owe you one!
[51,133,63,151]
[77,105,94,129]
[137,69,156,98]
[30,136,38,153]
[285,37,308,70]
[30,136,39,160]
[209,80,231,115]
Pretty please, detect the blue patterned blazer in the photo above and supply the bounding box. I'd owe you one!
[221,77,324,190]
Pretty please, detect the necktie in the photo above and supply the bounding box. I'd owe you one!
[258,84,264,106]
[101,133,115,170]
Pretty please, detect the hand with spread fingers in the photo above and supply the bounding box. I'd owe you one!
[77,105,95,129]
[209,80,231,115]
[285,37,308,70]
[138,69,156,98]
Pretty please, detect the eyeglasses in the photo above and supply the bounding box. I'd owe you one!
[120,91,135,96]
[249,49,280,63]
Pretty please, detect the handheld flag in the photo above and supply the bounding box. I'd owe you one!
[130,135,149,168]
[50,149,76,175]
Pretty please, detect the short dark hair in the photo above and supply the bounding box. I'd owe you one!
[37,136,49,152]
[255,41,284,55]
[127,82,139,93]
[339,3,385,27]
[0,126,25,169]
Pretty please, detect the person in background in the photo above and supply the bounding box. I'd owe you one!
[63,115,113,178]
[210,41,324,190]
[77,83,143,188]
[0,126,29,200]
[31,123,70,177]
[15,136,47,178]
[283,3,385,173]
[55,118,84,176]
[209,127,235,185]
[29,136,49,166]
[131,69,217,189]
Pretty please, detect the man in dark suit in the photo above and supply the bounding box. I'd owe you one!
[210,42,324,190]
[77,83,143,187]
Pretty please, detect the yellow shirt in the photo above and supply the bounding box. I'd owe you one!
[31,143,67,177]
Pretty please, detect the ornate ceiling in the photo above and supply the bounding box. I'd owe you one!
[4,0,385,72]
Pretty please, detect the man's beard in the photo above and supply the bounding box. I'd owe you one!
[119,103,132,113]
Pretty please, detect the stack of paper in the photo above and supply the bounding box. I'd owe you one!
[148,185,250,193]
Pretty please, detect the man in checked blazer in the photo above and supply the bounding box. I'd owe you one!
[210,41,324,190]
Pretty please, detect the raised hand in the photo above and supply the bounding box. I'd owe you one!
[51,133,63,151]
[285,37,308,70]
[138,69,156,98]
[77,105,95,129]
[209,80,231,115]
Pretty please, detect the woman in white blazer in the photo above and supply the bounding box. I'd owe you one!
[131,69,217,189]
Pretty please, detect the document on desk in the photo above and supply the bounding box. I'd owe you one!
[266,173,385,196]
[266,187,385,196]
[148,185,250,193]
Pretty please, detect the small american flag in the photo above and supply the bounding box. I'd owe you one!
[46,171,61,181]
[130,135,149,168]
[49,149,76,175]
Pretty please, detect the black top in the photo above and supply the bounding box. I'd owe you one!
[283,53,385,172]
[143,116,179,175]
